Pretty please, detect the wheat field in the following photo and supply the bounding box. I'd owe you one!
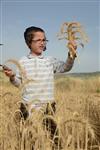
[0,71,100,150]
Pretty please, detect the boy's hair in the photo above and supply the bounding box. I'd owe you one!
[24,26,46,50]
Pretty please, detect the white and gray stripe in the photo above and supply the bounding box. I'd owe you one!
[11,53,74,105]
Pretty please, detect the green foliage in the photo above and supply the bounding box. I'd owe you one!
[96,88,100,93]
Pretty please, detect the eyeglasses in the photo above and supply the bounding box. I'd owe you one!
[32,39,49,44]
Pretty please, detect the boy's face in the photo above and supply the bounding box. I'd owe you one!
[30,31,47,56]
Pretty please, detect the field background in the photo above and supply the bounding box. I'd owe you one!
[0,71,100,150]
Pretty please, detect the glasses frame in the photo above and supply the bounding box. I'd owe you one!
[32,39,49,44]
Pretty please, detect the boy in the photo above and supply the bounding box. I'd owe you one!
[4,26,76,119]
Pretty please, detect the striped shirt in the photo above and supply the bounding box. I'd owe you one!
[11,53,74,107]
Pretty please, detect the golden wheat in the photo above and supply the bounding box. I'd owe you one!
[0,66,100,150]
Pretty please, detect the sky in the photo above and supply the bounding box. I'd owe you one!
[0,0,100,73]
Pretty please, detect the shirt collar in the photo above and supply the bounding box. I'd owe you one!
[27,53,44,59]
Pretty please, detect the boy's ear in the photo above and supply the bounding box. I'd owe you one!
[43,46,46,51]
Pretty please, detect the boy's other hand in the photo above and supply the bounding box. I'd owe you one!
[3,65,15,78]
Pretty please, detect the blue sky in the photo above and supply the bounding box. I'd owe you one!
[0,0,100,73]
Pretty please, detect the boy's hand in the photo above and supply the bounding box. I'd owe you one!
[68,41,77,59]
[2,65,15,79]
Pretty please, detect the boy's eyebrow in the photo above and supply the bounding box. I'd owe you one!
[32,38,47,40]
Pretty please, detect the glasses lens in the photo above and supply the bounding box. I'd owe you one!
[32,39,49,43]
